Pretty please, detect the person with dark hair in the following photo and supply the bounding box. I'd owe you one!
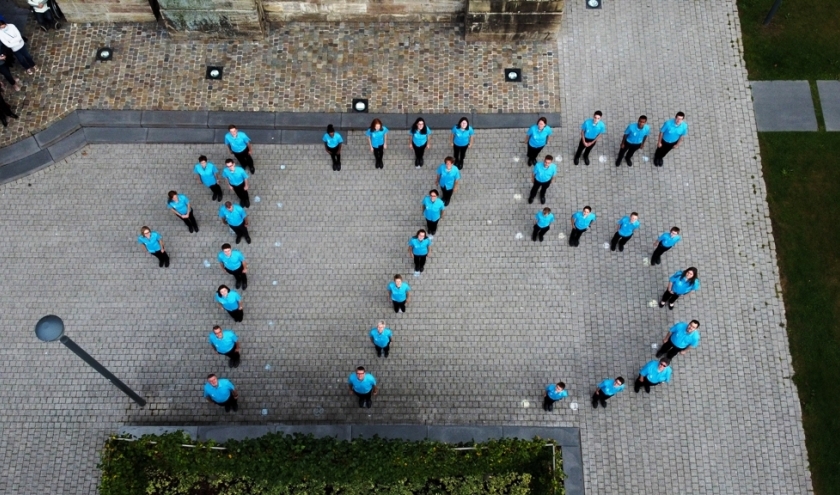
[651,227,681,265]
[0,52,22,92]
[194,155,222,202]
[656,320,701,359]
[524,117,552,166]
[167,190,198,233]
[215,285,243,322]
[137,226,169,267]
[203,374,238,412]
[610,212,640,252]
[369,321,392,358]
[451,117,474,169]
[408,229,432,277]
[660,267,700,310]
[527,155,557,205]
[634,359,672,394]
[365,118,389,169]
[222,159,250,208]
[0,87,19,127]
[224,125,255,173]
[592,377,625,408]
[348,366,378,408]
[0,21,36,75]
[616,115,649,167]
[569,206,596,247]
[387,274,411,313]
[574,111,606,166]
[28,0,60,31]
[409,117,432,168]
[322,124,344,171]
[437,157,460,206]
[219,201,251,245]
[654,112,688,167]
[208,326,241,368]
[218,243,248,289]
[543,382,567,411]
[422,189,445,238]
[532,207,554,242]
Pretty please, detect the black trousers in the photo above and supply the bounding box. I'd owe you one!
[574,139,596,161]
[34,10,56,28]
[569,227,587,246]
[543,396,557,411]
[656,339,687,360]
[208,184,223,201]
[591,389,613,408]
[0,63,16,86]
[426,219,439,235]
[528,180,551,203]
[150,250,170,267]
[526,144,544,165]
[180,211,199,232]
[532,224,550,241]
[373,146,384,168]
[610,233,632,251]
[214,395,239,412]
[231,183,250,208]
[660,290,681,305]
[441,186,454,206]
[230,223,250,243]
[616,142,642,164]
[233,150,254,173]
[392,300,406,313]
[650,244,671,265]
[413,254,427,272]
[226,308,244,323]
[326,145,341,170]
[354,390,373,408]
[634,374,661,393]
[654,140,677,165]
[223,347,241,367]
[225,266,248,286]
[412,143,427,166]
[374,343,391,358]
[453,145,468,169]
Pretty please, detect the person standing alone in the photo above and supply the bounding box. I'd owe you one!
[610,212,640,252]
[654,112,688,167]
[574,111,606,166]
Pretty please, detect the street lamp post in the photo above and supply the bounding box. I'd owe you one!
[34,315,147,407]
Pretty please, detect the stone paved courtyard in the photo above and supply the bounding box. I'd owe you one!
[0,1,814,494]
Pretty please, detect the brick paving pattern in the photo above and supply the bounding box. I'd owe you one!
[0,2,813,495]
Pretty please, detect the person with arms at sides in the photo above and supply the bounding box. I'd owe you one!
[369,321,393,358]
[659,267,700,310]
[543,381,567,412]
[215,284,244,322]
[451,117,474,169]
[203,374,238,412]
[408,117,432,168]
[568,206,596,247]
[573,111,606,166]
[208,326,241,368]
[365,118,389,169]
[224,125,255,173]
[322,124,344,171]
[387,274,411,313]
[422,189,445,239]
[610,212,640,252]
[408,229,432,277]
[437,157,461,206]
[615,115,649,167]
[653,112,688,167]
[137,226,169,267]
[194,155,223,202]
[650,227,681,265]
[524,116,552,167]
[167,190,198,233]
[222,158,250,208]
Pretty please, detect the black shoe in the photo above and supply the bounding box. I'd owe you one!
[528,197,534,204]
[241,280,247,290]
[626,157,633,167]
[619,245,624,252]
[634,383,641,393]
[229,355,241,368]
[532,232,537,242]
[419,159,424,167]
[212,194,218,201]
[539,236,544,242]
[540,196,546,205]
[235,280,242,289]
[232,400,239,412]
[668,304,675,310]
[384,352,389,358]
[159,260,165,267]
[376,349,382,357]
[194,225,199,233]
[615,159,621,167]
[645,387,651,394]
[591,398,599,408]
[164,259,170,267]
[224,403,232,412]
[610,245,616,252]
[573,157,579,165]
[364,399,372,408]
[188,226,194,233]
[245,236,252,244]
[249,167,255,174]
[235,236,242,244]
[584,157,590,166]
[659,301,665,308]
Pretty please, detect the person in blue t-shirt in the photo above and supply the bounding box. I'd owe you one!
[569,206,596,247]
[615,115,650,167]
[422,189,446,237]
[543,381,567,412]
[634,359,673,394]
[369,320,393,358]
[322,124,344,171]
[651,227,681,265]
[528,155,557,205]
[203,374,238,412]
[532,207,555,242]
[660,267,700,310]
[451,116,475,169]
[224,125,255,174]
[610,212,640,252]
[654,111,688,167]
[387,274,411,313]
[408,229,432,276]
[592,377,625,408]
[208,325,241,368]
[365,118,389,169]
[222,158,250,208]
[215,284,244,322]
[574,111,606,166]
[167,190,198,233]
[348,366,379,408]
[524,116,553,166]
[657,320,701,360]
[218,243,248,290]
[194,155,223,201]
[409,117,432,168]
[219,201,251,245]
[137,226,169,267]
[437,157,461,206]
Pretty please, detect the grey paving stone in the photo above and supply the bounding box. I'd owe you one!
[280,130,325,145]
[119,426,199,439]
[0,149,52,183]
[272,425,352,441]
[817,80,840,131]
[427,426,505,444]
[0,136,40,165]
[351,425,428,441]
[33,112,81,148]
[198,425,273,442]
[472,113,539,129]
[560,446,584,495]
[47,129,87,162]
[540,112,563,128]
[146,128,215,144]
[502,426,579,446]
[141,110,209,128]
[751,81,818,131]
[275,112,341,129]
[83,127,147,143]
[77,109,143,127]
[340,113,408,130]
[208,112,276,129]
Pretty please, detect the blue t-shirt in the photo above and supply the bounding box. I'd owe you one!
[219,204,248,227]
[658,232,682,248]
[616,216,640,237]
[203,378,235,403]
[437,164,461,190]
[225,131,251,153]
[409,237,431,255]
[527,124,552,147]
[137,231,162,252]
[208,329,238,354]
[640,360,673,384]
[572,211,596,230]
[215,290,241,311]
[535,211,555,228]
[168,194,190,215]
[669,271,700,295]
[365,127,389,147]
[598,379,625,396]
[194,162,218,187]
[545,384,568,401]
[222,166,249,186]
[348,373,377,394]
[581,118,606,140]
[322,132,344,148]
[452,125,474,146]
[533,162,557,183]
[669,322,701,349]
[217,250,245,270]
[660,119,688,143]
[388,281,411,302]
[624,123,650,145]
[423,196,445,221]
[410,127,432,147]
[369,328,393,347]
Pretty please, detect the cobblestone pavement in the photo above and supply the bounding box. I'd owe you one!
[0,2,813,495]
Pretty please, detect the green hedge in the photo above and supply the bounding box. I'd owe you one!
[99,432,563,495]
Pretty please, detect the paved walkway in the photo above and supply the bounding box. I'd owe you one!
[0,2,813,495]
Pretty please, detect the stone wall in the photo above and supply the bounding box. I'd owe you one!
[158,0,264,37]
[59,0,156,23]
[261,0,465,23]
[466,0,565,41]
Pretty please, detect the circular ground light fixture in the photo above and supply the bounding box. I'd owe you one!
[352,98,369,113]
[96,47,113,62]
[504,68,522,83]
[586,0,602,9]
[206,66,224,80]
